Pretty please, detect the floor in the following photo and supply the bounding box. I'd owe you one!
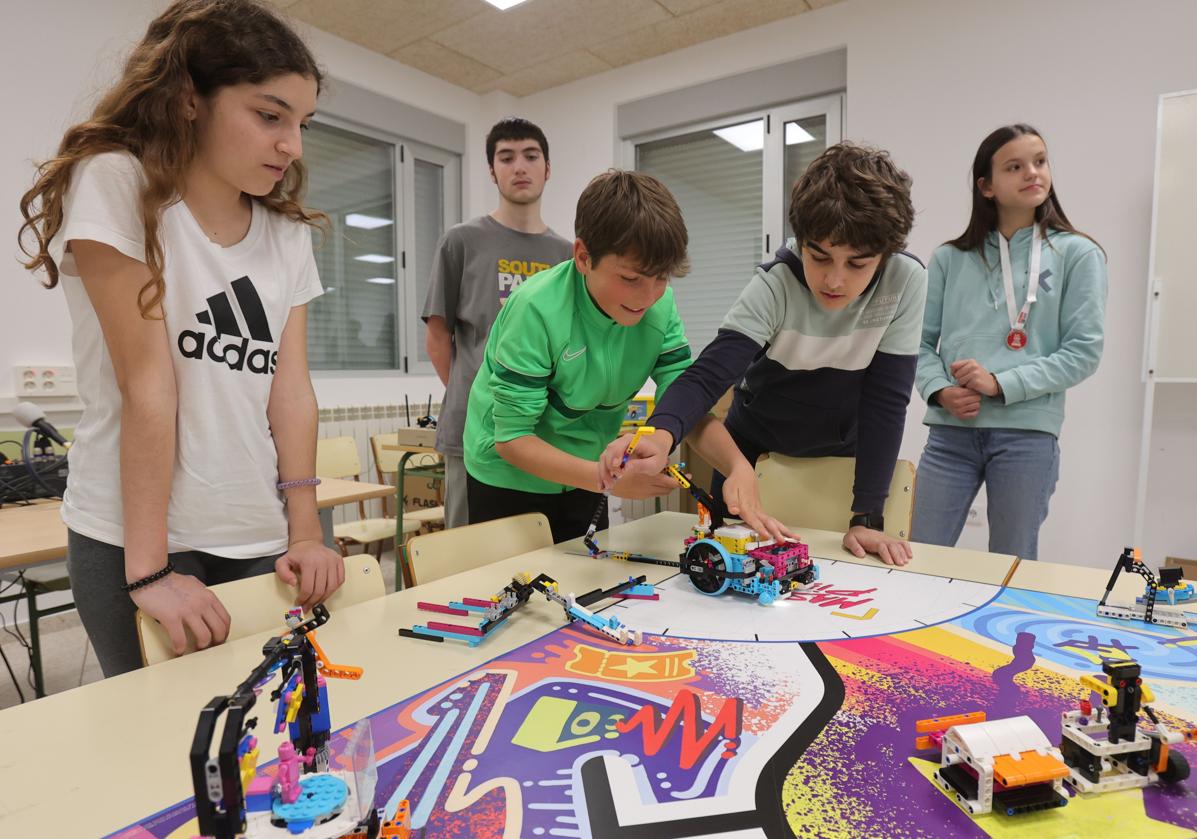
[0,548,401,710]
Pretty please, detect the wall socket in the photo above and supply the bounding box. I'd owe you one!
[13,366,78,397]
[965,505,984,526]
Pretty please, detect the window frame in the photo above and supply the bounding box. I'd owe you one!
[305,113,462,378]
[621,93,844,257]
[619,94,844,355]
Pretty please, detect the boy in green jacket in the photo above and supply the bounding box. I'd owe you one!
[463,171,783,542]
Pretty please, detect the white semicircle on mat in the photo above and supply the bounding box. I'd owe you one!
[607,558,1002,642]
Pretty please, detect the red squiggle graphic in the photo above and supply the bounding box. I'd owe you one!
[615,688,743,770]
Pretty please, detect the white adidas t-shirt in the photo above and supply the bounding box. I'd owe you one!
[48,151,323,558]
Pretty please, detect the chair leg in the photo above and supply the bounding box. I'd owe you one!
[78,638,92,687]
[396,543,414,591]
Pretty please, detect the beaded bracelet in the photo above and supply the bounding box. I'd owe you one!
[277,477,322,490]
[121,561,176,593]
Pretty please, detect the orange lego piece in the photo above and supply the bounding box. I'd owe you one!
[993,749,1070,788]
[380,799,412,838]
[916,711,987,732]
[914,711,986,750]
[307,632,363,680]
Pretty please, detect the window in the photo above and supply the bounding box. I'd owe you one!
[407,151,460,368]
[637,123,762,354]
[630,95,842,353]
[303,120,461,372]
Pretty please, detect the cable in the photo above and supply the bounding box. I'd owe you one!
[21,430,63,499]
[0,471,37,505]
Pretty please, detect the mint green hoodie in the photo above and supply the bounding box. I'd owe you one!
[917,226,1107,436]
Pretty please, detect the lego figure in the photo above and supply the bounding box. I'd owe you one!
[275,740,316,804]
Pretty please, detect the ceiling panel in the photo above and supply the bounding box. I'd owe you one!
[277,0,842,96]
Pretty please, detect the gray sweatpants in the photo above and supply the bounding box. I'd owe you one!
[444,453,469,529]
[67,530,281,678]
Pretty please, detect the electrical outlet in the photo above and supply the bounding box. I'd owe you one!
[965,505,984,526]
[13,365,77,397]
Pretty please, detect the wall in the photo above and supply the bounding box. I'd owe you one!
[513,0,1197,567]
[0,0,515,429]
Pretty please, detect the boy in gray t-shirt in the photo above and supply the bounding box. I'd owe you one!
[422,118,572,528]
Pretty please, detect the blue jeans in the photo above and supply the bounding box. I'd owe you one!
[911,426,1059,561]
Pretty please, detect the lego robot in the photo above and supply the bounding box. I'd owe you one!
[189,605,410,838]
[401,572,647,647]
[1097,547,1189,628]
[915,711,1070,816]
[1059,658,1194,793]
[668,464,817,605]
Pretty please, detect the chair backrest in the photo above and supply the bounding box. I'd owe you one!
[136,553,385,665]
[406,512,552,586]
[316,436,362,480]
[755,454,916,538]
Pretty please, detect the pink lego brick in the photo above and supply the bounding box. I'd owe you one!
[427,621,484,637]
[462,597,494,608]
[615,593,660,600]
[246,775,273,795]
[418,602,469,616]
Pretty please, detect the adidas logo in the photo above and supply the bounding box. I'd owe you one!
[177,276,278,375]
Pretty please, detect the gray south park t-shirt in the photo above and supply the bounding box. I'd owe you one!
[421,214,573,455]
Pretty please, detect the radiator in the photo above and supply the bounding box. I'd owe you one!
[317,403,443,526]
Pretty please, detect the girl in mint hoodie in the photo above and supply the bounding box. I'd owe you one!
[911,124,1107,560]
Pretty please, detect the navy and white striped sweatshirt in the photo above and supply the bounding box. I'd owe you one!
[650,243,927,515]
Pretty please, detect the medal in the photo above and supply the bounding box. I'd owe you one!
[998,225,1041,351]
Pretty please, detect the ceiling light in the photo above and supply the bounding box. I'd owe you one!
[484,0,529,9]
[785,123,816,145]
[713,120,764,152]
[346,213,393,229]
[366,277,395,285]
[355,254,395,264]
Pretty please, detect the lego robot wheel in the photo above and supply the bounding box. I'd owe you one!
[685,541,729,596]
[1162,750,1191,784]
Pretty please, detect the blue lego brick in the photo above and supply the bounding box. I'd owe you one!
[448,601,492,613]
[273,773,348,831]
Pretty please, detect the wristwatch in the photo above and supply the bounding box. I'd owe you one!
[849,511,885,532]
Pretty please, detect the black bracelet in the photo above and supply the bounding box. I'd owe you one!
[849,512,885,532]
[121,562,176,593]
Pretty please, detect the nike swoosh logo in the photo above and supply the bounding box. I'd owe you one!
[562,346,587,362]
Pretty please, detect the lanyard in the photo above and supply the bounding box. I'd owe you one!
[998,224,1041,350]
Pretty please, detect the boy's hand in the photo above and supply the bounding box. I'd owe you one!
[937,386,981,419]
[608,469,682,500]
[950,359,1001,398]
[722,463,795,544]
[275,540,347,610]
[598,429,673,491]
[842,526,913,566]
